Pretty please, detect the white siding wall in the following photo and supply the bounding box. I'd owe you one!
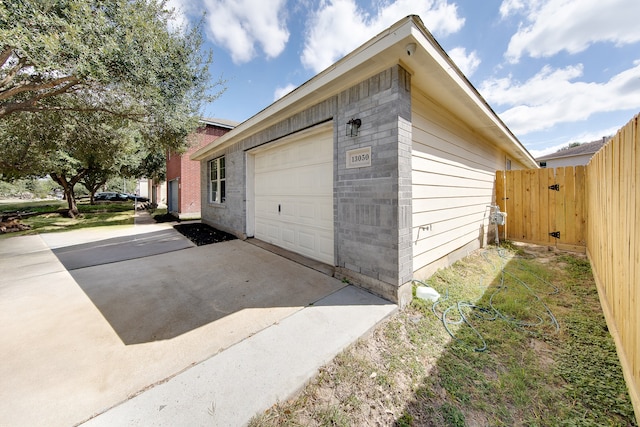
[411,91,517,273]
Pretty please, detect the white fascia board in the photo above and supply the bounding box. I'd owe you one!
[191,19,414,161]
[408,23,537,169]
[193,15,536,169]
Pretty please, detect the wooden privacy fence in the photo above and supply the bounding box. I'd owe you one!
[586,114,639,421]
[495,166,586,252]
[495,113,639,421]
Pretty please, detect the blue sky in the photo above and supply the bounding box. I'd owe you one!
[170,0,640,157]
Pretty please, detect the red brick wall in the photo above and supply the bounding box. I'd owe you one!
[167,123,231,216]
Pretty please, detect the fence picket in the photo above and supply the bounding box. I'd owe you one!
[581,114,638,420]
[495,115,640,420]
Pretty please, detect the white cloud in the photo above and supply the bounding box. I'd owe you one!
[499,0,542,19]
[528,142,571,159]
[164,0,193,32]
[503,0,640,63]
[301,0,465,73]
[273,83,297,101]
[202,0,289,64]
[448,47,481,77]
[528,128,615,158]
[569,127,620,143]
[480,60,640,135]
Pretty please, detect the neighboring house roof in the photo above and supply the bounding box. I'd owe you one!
[199,117,240,129]
[536,139,607,162]
[192,15,537,168]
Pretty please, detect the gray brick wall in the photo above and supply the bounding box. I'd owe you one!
[335,65,413,289]
[200,65,413,301]
[200,150,246,237]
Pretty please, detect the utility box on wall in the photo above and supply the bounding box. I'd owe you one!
[490,210,507,226]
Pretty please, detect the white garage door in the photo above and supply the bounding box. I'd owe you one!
[253,126,334,265]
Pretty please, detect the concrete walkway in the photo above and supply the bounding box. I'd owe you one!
[0,218,397,426]
[83,285,394,426]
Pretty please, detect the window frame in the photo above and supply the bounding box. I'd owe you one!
[208,156,226,204]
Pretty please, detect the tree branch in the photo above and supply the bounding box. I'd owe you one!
[0,55,29,90]
[0,46,14,69]
[0,78,83,117]
[0,101,147,120]
[0,74,79,101]
[70,168,89,187]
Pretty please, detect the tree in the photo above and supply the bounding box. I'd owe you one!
[79,164,114,205]
[0,0,223,216]
[79,145,164,204]
[1,109,142,215]
[136,150,167,181]
[0,0,220,133]
[561,142,582,151]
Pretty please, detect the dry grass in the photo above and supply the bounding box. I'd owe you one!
[250,243,637,427]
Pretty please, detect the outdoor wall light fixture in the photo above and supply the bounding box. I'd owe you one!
[346,118,361,137]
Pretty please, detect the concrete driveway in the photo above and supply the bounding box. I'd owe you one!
[0,221,395,426]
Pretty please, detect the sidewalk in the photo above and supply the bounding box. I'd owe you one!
[133,209,159,225]
[82,285,396,426]
[0,218,397,426]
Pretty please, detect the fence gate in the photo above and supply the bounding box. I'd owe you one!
[495,166,586,252]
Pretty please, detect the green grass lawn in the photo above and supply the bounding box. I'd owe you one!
[0,199,136,238]
[250,244,637,427]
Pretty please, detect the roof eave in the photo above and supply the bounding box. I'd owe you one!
[192,17,416,161]
[192,15,537,169]
[198,117,239,129]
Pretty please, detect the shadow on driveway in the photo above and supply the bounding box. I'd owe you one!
[52,229,194,270]
[1,229,394,427]
[59,238,348,345]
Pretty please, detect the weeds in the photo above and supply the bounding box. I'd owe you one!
[250,245,637,427]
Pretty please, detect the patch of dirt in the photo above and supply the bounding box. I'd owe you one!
[529,338,555,368]
[173,223,237,246]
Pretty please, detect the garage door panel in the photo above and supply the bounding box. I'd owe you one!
[253,128,334,265]
[282,228,295,245]
[298,201,315,220]
[256,197,332,227]
[298,231,316,251]
[256,149,330,173]
[318,235,334,259]
[255,217,333,260]
[256,165,332,197]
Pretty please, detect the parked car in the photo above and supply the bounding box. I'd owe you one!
[94,192,129,201]
[125,193,149,202]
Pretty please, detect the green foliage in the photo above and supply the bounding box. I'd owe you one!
[559,254,593,280]
[558,142,583,152]
[135,151,166,181]
[0,199,65,213]
[440,403,465,427]
[315,405,351,427]
[0,200,135,238]
[0,0,222,138]
[103,177,138,194]
[554,286,636,423]
[396,412,414,427]
[0,177,57,198]
[0,0,224,213]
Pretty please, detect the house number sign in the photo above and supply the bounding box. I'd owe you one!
[346,146,372,169]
